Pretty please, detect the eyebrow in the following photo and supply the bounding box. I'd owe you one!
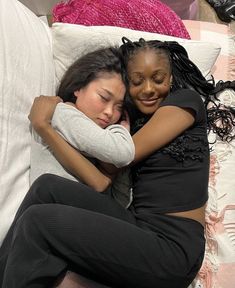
[101,88,114,97]
[131,69,166,75]
[152,71,167,76]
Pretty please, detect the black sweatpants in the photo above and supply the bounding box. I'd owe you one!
[0,174,205,288]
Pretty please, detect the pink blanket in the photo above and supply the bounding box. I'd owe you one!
[52,0,190,39]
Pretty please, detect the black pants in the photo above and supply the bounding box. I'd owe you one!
[0,174,205,288]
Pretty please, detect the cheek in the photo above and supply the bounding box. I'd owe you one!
[88,98,104,113]
[163,79,171,91]
[112,110,122,123]
[161,86,170,97]
[129,87,140,106]
[129,86,138,98]
[77,100,101,118]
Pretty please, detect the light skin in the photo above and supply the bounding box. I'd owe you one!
[73,72,125,128]
[29,72,127,192]
[30,49,205,226]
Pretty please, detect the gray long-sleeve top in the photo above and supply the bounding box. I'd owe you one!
[30,103,135,184]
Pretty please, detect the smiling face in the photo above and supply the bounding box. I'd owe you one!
[74,72,126,128]
[127,48,172,115]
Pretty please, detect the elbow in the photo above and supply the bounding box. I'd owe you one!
[113,147,135,168]
[92,177,112,193]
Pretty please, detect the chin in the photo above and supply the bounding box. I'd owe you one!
[138,105,157,115]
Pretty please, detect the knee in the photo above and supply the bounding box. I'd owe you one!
[14,205,45,236]
[28,173,59,202]
[32,173,58,188]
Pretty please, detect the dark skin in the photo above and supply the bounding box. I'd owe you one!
[128,49,205,226]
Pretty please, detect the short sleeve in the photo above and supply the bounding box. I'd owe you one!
[160,89,206,123]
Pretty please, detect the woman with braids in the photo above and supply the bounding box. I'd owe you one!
[1,37,235,288]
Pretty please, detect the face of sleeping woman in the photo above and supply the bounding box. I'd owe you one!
[74,72,125,128]
[127,48,172,115]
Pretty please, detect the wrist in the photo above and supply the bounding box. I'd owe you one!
[33,120,52,136]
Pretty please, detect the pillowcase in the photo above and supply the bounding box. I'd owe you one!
[183,20,235,82]
[51,23,221,83]
[0,0,56,244]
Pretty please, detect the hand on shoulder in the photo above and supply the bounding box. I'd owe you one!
[28,95,62,133]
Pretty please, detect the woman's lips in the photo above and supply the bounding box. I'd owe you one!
[97,118,110,127]
[139,98,158,106]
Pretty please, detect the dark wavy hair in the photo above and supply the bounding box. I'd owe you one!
[57,46,128,104]
[119,37,235,142]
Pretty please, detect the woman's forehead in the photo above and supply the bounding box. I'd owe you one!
[128,49,170,72]
[130,48,167,61]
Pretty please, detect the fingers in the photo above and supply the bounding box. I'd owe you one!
[28,95,62,123]
[35,95,62,103]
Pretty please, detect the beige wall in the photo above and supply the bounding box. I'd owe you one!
[19,0,60,15]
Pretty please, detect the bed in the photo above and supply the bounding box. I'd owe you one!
[0,0,235,287]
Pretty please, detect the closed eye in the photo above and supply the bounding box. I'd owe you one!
[153,78,164,84]
[99,94,109,101]
[130,79,143,86]
[152,72,167,84]
[116,104,123,111]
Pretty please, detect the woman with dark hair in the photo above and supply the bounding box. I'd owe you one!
[1,37,235,288]
[0,46,135,287]
[30,46,134,191]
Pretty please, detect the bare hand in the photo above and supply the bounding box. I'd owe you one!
[119,110,131,132]
[28,95,62,132]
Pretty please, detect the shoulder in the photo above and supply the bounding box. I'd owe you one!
[160,88,206,120]
[54,102,87,118]
[161,88,203,105]
[56,102,79,113]
[52,103,95,130]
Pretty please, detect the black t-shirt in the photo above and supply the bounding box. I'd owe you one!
[132,89,209,215]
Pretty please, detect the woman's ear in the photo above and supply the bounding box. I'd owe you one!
[170,76,173,91]
[74,90,80,98]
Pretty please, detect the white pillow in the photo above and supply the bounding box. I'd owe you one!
[0,0,56,244]
[51,23,221,82]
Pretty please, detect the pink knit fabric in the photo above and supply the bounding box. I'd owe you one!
[52,0,190,39]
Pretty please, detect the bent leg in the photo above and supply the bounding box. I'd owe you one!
[3,204,161,288]
[0,174,135,285]
[14,173,133,218]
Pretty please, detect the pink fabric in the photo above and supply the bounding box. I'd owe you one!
[52,0,190,39]
[183,20,235,81]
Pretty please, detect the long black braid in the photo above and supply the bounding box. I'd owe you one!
[119,37,235,142]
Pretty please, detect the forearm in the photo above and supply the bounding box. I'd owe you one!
[97,161,120,178]
[53,105,135,167]
[132,106,195,164]
[35,123,112,192]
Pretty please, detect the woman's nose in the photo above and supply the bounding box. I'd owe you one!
[104,104,113,117]
[142,80,154,95]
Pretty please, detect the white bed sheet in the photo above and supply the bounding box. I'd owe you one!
[0,0,56,243]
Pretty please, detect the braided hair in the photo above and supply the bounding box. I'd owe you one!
[119,37,235,142]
